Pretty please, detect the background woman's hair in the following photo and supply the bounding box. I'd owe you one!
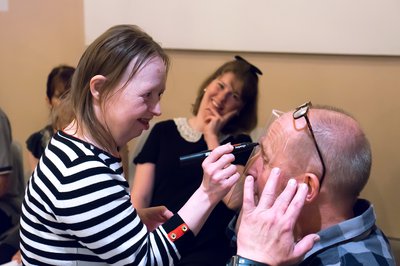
[192,57,260,135]
[46,65,75,100]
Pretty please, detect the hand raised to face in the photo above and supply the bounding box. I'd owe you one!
[203,108,238,136]
[237,168,320,266]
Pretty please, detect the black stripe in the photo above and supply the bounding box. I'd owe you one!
[104,232,149,264]
[68,200,135,233]
[89,214,145,253]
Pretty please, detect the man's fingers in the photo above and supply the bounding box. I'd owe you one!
[290,234,320,263]
[257,167,281,208]
[241,175,256,213]
[271,178,298,215]
[284,183,308,220]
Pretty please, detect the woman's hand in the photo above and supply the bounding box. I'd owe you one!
[177,143,240,236]
[136,206,173,232]
[200,143,241,204]
[203,109,237,149]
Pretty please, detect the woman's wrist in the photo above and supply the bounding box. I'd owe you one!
[177,188,216,235]
[203,133,219,149]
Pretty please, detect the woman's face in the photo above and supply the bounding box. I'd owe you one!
[48,84,67,108]
[199,72,244,117]
[103,56,167,147]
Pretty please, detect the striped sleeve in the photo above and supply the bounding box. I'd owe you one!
[20,132,194,265]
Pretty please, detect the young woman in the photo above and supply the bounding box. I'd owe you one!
[19,25,240,265]
[25,65,75,172]
[131,56,261,265]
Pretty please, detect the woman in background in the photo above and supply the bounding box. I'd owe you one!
[131,56,261,265]
[25,65,75,172]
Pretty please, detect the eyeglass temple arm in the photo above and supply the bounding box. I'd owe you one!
[304,115,326,181]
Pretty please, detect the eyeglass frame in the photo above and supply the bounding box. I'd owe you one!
[293,101,326,188]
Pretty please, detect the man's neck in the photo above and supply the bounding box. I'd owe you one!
[297,200,354,237]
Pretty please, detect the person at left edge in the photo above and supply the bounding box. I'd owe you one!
[0,107,24,264]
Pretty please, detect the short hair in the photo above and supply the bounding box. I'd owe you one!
[46,65,75,100]
[191,57,259,134]
[311,106,371,199]
[66,24,169,153]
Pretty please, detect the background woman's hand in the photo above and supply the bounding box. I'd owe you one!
[203,109,237,149]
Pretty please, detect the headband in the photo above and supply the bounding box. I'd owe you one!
[234,55,263,76]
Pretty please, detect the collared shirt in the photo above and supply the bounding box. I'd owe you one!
[227,199,395,265]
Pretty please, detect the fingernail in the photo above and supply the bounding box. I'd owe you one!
[313,235,321,242]
[272,167,280,175]
[246,175,254,182]
[300,183,308,191]
[288,178,296,186]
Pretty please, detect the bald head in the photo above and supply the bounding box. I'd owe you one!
[309,106,371,199]
[259,105,371,200]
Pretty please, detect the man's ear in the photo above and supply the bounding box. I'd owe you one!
[300,172,320,202]
[89,75,107,100]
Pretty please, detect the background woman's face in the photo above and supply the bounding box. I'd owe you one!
[200,72,244,117]
[49,84,67,107]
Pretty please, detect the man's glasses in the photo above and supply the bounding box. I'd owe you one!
[293,102,326,188]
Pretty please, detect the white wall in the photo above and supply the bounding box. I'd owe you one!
[84,0,400,55]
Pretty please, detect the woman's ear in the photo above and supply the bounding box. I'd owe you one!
[89,75,107,100]
[300,172,320,202]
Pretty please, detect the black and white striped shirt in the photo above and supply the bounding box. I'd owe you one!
[20,131,193,265]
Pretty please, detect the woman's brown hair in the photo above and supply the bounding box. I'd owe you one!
[64,25,169,153]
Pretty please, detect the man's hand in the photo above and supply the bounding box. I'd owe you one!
[237,168,319,266]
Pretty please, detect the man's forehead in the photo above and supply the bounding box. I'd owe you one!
[260,115,287,153]
[264,112,291,138]
[260,112,305,153]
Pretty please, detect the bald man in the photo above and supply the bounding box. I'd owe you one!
[229,102,395,265]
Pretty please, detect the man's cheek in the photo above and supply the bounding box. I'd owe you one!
[255,175,267,198]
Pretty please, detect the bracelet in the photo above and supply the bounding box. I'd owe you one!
[229,255,270,266]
